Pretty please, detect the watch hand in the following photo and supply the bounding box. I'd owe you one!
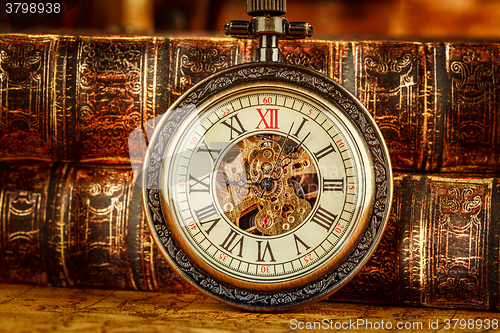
[260,123,294,197]
[222,171,263,197]
[272,122,294,174]
[275,131,312,171]
[290,132,311,156]
[225,178,259,187]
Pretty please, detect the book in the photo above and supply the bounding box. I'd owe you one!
[334,173,500,310]
[1,160,498,310]
[0,34,499,172]
[0,160,191,292]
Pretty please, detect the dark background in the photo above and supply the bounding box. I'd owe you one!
[0,0,499,39]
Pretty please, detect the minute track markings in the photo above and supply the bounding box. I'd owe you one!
[331,132,341,139]
[169,88,367,284]
[230,101,238,111]
[340,216,350,223]
[184,230,342,278]
[191,230,202,238]
[298,101,304,112]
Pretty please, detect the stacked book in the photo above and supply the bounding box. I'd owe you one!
[0,34,499,310]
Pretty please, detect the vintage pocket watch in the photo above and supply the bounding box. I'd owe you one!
[142,0,392,311]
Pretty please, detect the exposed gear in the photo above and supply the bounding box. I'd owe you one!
[215,133,318,235]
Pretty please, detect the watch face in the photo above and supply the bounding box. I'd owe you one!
[143,63,392,310]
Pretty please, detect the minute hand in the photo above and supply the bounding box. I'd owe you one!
[259,123,294,198]
[269,123,294,178]
[274,131,312,172]
[288,132,311,157]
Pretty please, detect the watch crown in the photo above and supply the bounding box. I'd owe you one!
[247,0,286,16]
[224,0,313,62]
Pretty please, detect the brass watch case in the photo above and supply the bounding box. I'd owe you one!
[142,62,393,311]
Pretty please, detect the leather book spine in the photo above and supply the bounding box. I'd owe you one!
[1,160,499,309]
[1,36,499,172]
[0,161,193,292]
[334,173,500,311]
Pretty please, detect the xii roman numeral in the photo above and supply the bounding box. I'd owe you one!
[311,205,338,231]
[220,229,244,257]
[221,114,247,140]
[255,108,279,129]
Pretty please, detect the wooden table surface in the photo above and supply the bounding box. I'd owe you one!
[0,284,497,332]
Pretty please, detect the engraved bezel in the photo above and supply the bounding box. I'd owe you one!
[142,62,393,310]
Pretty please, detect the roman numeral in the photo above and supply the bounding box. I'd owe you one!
[314,143,336,161]
[189,174,210,193]
[194,203,217,222]
[197,139,221,162]
[256,240,276,262]
[199,217,220,235]
[255,108,279,129]
[311,205,337,231]
[293,234,311,256]
[221,114,247,140]
[220,229,244,257]
[324,178,344,192]
[293,117,308,138]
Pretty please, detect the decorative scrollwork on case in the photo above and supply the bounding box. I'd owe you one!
[145,105,194,189]
[144,63,391,309]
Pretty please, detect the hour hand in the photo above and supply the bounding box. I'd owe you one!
[222,171,260,195]
[271,132,311,177]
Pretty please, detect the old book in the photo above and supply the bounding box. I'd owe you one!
[0,161,190,292]
[0,34,499,172]
[334,173,500,310]
[1,160,499,310]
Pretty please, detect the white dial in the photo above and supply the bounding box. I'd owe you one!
[144,62,392,310]
[160,85,373,290]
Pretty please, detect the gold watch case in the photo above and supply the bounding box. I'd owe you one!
[142,62,392,311]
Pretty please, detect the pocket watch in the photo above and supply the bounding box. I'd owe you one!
[142,0,392,311]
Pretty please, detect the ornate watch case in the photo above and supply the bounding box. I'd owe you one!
[142,0,392,311]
